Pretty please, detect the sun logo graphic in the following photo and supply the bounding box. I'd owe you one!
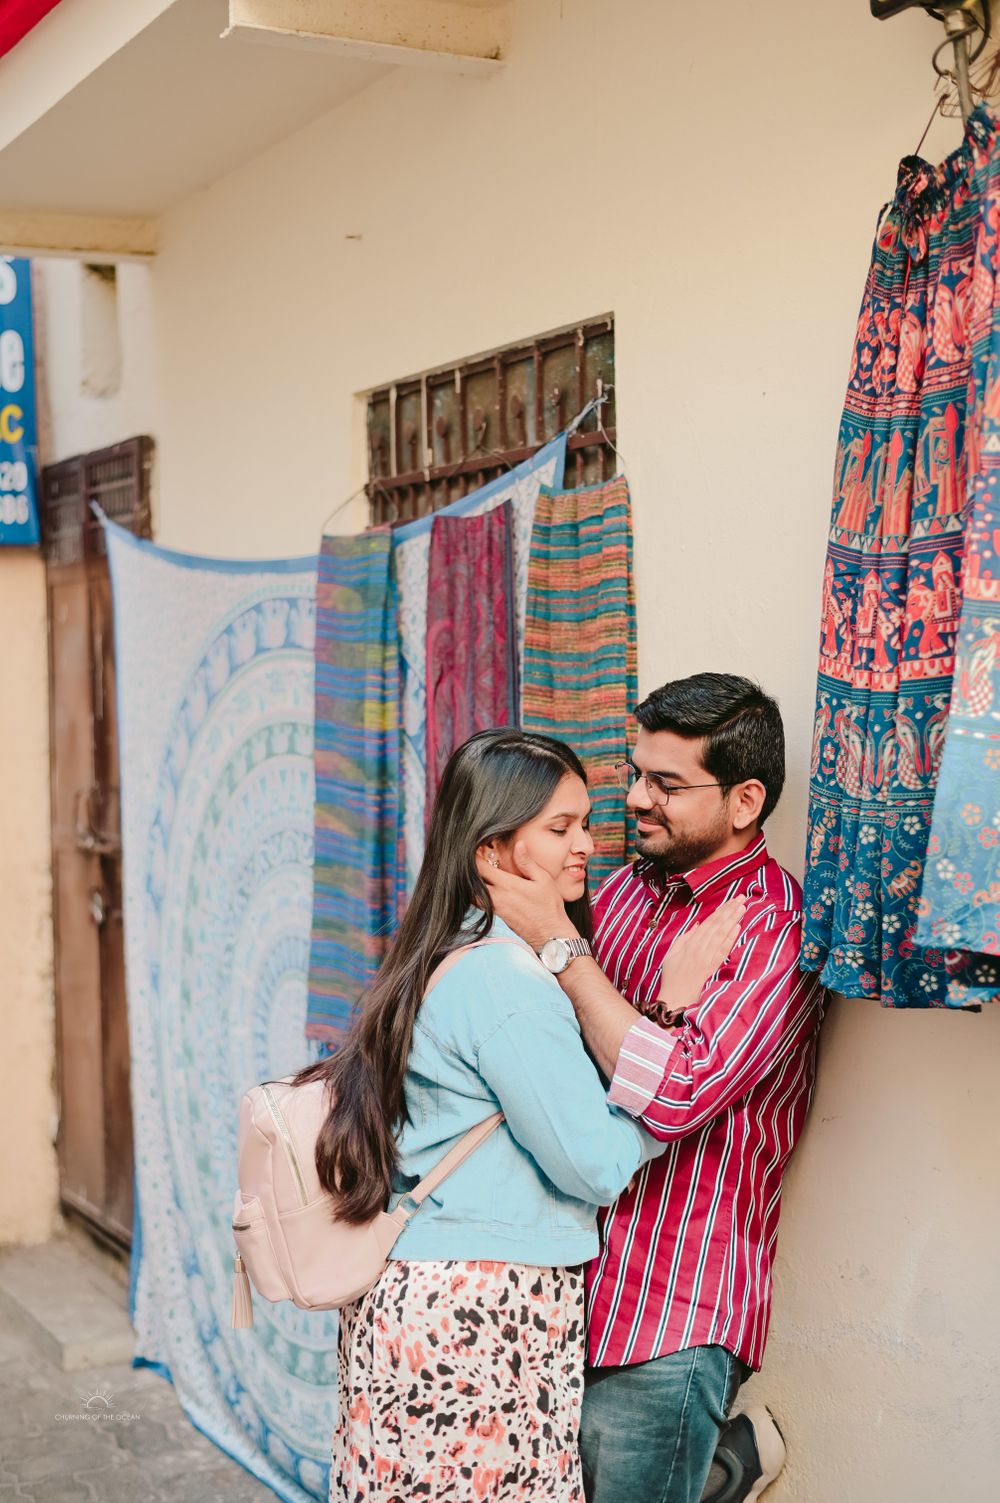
[80,1384,114,1410]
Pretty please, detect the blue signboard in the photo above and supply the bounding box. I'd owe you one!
[0,257,39,547]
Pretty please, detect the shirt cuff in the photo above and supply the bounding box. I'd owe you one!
[608,1016,680,1117]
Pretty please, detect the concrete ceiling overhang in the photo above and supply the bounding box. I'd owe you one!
[0,0,508,257]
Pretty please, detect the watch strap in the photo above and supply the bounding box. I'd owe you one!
[540,935,592,970]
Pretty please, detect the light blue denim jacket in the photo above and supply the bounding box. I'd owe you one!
[390,915,663,1265]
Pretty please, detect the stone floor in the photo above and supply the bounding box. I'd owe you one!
[0,1234,275,1503]
[0,1231,764,1502]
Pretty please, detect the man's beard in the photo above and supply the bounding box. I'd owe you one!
[633,808,730,875]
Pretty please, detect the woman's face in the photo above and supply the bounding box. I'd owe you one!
[494,772,595,903]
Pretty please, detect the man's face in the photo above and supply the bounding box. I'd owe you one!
[626,727,733,874]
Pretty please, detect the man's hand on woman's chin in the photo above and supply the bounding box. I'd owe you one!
[477,841,576,951]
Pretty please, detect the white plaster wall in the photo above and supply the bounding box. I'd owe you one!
[26,0,1000,1494]
[145,0,976,873]
[755,994,1000,1498]
[35,256,160,465]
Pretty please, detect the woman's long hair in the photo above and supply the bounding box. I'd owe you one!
[293,728,593,1223]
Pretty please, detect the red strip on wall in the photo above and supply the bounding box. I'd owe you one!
[0,0,64,62]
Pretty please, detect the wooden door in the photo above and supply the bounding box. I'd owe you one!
[44,438,152,1247]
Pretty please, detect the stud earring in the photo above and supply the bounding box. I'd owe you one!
[486,853,500,869]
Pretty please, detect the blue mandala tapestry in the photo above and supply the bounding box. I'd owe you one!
[105,520,335,1502]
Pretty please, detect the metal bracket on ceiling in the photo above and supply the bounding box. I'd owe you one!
[870,0,992,118]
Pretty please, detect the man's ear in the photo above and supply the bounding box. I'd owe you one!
[731,780,766,832]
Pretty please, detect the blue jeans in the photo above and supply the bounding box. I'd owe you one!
[580,1345,747,1503]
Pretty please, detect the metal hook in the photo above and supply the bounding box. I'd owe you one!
[592,382,629,477]
[933,9,981,114]
[872,0,992,120]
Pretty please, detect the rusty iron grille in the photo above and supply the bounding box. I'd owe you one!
[42,436,153,565]
[366,317,616,526]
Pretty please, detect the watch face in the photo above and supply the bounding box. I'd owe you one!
[540,939,570,974]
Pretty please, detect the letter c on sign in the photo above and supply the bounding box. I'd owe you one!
[0,405,24,443]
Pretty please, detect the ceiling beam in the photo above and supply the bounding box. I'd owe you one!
[0,212,158,259]
[0,0,176,155]
[222,0,507,75]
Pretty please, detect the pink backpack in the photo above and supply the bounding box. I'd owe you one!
[230,937,528,1327]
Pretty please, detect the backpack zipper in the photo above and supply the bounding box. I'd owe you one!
[260,1084,309,1207]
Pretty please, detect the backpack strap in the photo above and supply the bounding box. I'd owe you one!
[395,935,537,1220]
[400,1109,504,1214]
[421,932,537,996]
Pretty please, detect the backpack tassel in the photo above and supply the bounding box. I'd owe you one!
[231,1253,254,1329]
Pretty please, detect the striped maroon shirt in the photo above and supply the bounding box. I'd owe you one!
[586,835,824,1372]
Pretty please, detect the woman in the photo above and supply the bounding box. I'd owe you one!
[296,729,736,1502]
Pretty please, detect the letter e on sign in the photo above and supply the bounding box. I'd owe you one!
[0,331,24,393]
[0,260,16,306]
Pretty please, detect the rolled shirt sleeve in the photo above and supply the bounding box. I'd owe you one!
[607,910,824,1140]
[608,1016,681,1117]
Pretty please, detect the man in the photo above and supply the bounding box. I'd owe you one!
[484,673,824,1503]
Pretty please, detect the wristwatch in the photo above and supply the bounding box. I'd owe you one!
[538,936,592,974]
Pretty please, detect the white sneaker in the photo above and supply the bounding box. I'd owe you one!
[700,1404,787,1502]
[740,1406,786,1499]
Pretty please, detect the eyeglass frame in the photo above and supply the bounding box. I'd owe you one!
[613,758,725,806]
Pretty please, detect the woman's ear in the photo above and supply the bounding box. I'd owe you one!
[477,840,502,870]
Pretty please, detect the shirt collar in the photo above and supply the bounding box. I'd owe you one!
[635,833,768,901]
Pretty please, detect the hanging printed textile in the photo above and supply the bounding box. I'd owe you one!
[105,519,335,1503]
[394,435,567,891]
[306,530,402,1048]
[915,129,1000,1007]
[521,474,637,889]
[425,502,518,809]
[803,105,998,1008]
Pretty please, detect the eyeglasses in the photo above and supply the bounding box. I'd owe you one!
[613,759,723,806]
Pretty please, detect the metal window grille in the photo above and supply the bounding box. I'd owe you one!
[42,436,153,565]
[366,316,616,526]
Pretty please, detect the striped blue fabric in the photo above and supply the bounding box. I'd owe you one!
[306,530,403,1048]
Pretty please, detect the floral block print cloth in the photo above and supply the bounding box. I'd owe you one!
[105,519,335,1503]
[803,104,1000,1008]
[425,502,519,813]
[914,128,1000,1006]
[331,1260,585,1502]
[393,438,567,895]
[521,476,638,890]
[306,530,404,1049]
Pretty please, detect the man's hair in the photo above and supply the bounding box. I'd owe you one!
[634,673,785,825]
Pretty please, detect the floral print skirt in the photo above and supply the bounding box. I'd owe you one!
[330,1259,585,1502]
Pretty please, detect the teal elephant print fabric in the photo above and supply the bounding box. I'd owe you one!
[804,105,999,1008]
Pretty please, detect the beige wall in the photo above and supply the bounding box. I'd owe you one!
[13,0,1000,1495]
[0,257,159,1245]
[0,551,58,1243]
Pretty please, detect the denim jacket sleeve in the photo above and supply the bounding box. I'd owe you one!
[473,955,665,1205]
